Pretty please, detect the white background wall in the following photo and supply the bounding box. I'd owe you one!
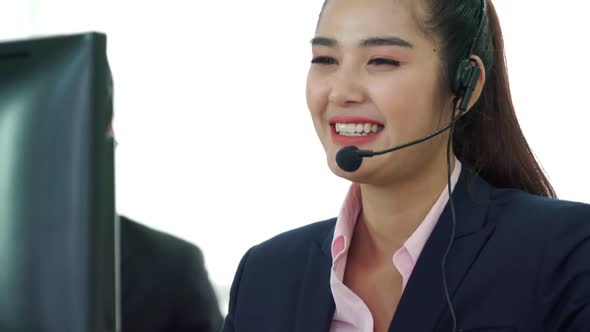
[2,0,589,313]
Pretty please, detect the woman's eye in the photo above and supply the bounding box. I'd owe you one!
[368,58,400,66]
[311,56,337,65]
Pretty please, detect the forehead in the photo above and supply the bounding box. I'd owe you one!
[316,0,425,44]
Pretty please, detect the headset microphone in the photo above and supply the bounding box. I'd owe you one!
[335,56,481,173]
[335,111,467,172]
[335,146,365,172]
[335,47,482,174]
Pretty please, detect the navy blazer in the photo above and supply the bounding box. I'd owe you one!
[222,167,590,331]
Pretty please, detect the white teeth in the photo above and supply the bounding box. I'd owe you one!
[334,122,382,136]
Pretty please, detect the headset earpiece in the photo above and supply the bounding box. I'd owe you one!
[453,58,481,113]
[453,58,475,95]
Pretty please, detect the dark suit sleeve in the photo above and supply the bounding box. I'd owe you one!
[171,245,224,332]
[537,205,590,331]
[222,248,253,332]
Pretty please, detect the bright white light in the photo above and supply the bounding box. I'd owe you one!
[4,0,589,314]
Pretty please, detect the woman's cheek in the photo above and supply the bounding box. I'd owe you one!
[306,77,330,114]
[371,79,423,140]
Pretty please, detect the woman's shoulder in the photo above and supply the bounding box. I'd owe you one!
[230,218,336,293]
[249,217,336,258]
[490,188,590,221]
[488,187,590,240]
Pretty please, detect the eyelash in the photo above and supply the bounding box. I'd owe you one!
[368,58,400,66]
[310,56,400,67]
[311,56,336,65]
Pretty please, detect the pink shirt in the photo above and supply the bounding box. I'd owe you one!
[329,160,462,332]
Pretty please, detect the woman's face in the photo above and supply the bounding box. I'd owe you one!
[306,0,455,185]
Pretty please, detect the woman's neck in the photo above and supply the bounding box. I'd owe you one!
[355,157,455,262]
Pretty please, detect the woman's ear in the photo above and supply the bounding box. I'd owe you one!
[463,54,486,111]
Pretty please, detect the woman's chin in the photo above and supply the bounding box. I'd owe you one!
[326,153,413,186]
[327,157,370,183]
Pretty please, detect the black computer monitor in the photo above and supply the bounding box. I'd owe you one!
[0,32,118,332]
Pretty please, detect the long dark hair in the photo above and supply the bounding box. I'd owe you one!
[422,0,556,197]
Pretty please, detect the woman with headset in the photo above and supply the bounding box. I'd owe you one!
[223,0,590,331]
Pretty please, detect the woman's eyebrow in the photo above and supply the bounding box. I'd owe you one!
[310,36,337,47]
[310,36,414,49]
[361,37,413,48]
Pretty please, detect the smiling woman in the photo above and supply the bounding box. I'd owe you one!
[222,0,590,331]
[3,0,588,329]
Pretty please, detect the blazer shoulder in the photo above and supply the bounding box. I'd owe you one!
[225,219,336,329]
[492,189,590,219]
[232,218,336,278]
[251,217,336,257]
[489,189,590,238]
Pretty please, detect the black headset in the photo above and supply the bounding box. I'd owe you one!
[443,1,488,331]
[452,0,487,114]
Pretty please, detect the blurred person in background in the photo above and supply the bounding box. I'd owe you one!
[121,215,223,332]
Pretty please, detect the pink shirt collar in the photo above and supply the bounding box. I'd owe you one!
[329,159,462,331]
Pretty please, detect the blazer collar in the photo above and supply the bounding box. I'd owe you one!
[389,166,496,331]
[292,235,336,332]
[293,163,493,332]
[306,165,496,331]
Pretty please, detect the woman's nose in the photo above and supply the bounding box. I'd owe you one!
[328,70,366,106]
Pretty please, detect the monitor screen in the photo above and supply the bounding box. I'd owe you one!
[0,32,118,332]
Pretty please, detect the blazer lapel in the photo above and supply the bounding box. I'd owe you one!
[292,224,336,332]
[389,168,496,332]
